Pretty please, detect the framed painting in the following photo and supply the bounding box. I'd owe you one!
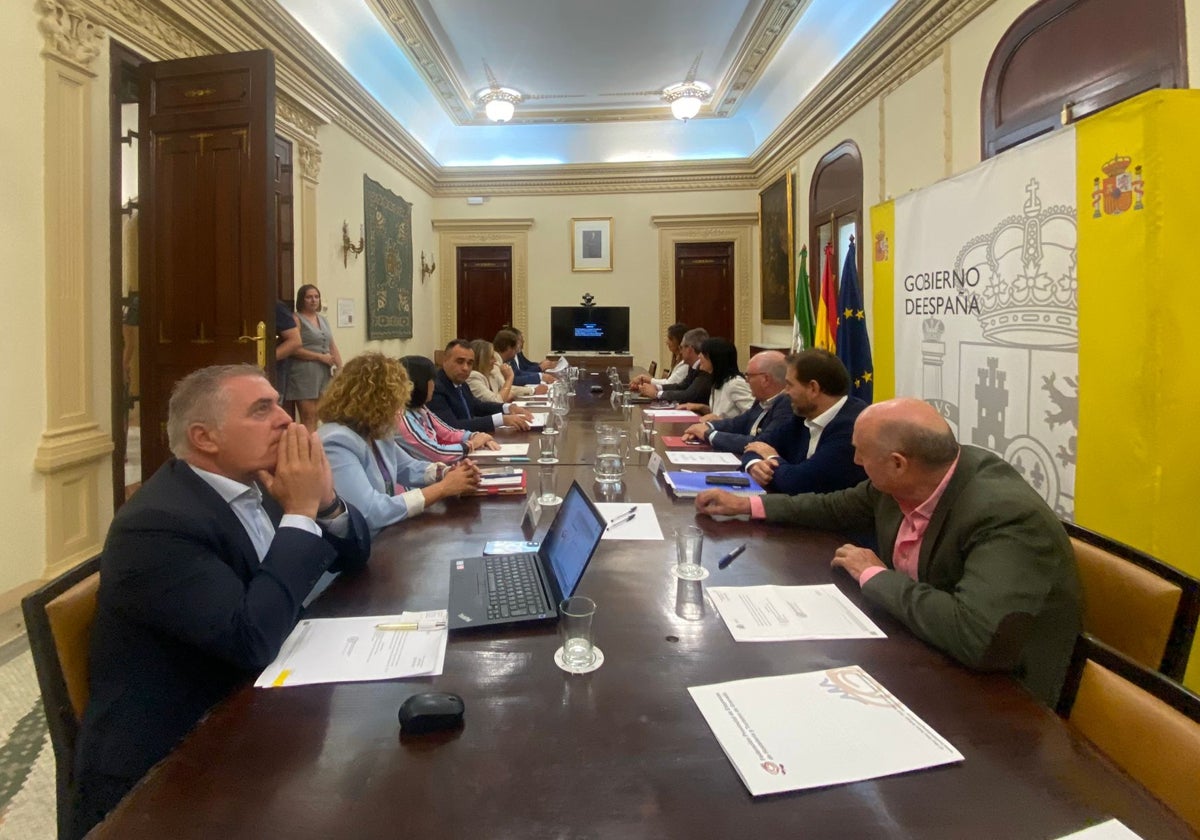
[759,173,794,324]
[571,217,613,271]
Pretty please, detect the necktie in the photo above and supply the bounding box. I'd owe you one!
[458,384,470,416]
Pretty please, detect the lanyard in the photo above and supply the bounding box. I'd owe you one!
[370,440,396,496]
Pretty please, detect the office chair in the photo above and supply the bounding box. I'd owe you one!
[22,555,101,840]
[1057,634,1200,833]
[1065,521,1200,680]
[647,361,657,377]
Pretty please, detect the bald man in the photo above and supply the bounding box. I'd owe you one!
[696,397,1081,706]
[681,350,792,453]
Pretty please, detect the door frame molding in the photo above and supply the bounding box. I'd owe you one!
[432,218,533,346]
[651,213,757,364]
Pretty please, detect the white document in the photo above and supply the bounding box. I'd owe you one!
[470,443,530,457]
[255,610,448,688]
[551,356,569,372]
[595,502,664,541]
[514,399,549,408]
[1055,821,1144,840]
[708,585,886,641]
[527,412,549,427]
[665,450,742,466]
[689,667,963,796]
[644,409,700,423]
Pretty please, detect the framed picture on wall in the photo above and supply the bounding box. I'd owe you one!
[759,173,794,324]
[571,217,613,271]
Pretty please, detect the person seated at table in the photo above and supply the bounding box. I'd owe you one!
[677,337,754,419]
[471,338,546,403]
[72,365,371,838]
[500,325,557,385]
[682,350,791,453]
[318,353,482,538]
[429,339,533,433]
[629,322,690,390]
[633,327,712,404]
[740,349,867,494]
[396,355,499,464]
[696,397,1082,706]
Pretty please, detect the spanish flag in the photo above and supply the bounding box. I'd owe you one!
[814,240,839,352]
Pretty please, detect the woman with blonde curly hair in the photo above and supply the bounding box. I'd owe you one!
[466,339,540,405]
[317,352,479,536]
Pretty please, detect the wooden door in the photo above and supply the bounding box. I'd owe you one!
[273,134,294,307]
[456,246,512,340]
[674,241,734,342]
[138,50,277,475]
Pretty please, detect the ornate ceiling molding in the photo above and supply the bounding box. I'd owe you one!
[38,0,106,73]
[431,218,535,232]
[435,160,758,197]
[652,212,759,228]
[711,0,813,118]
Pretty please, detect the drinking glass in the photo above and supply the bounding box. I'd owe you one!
[538,464,562,506]
[537,432,559,464]
[559,596,597,671]
[674,526,705,580]
[635,424,654,452]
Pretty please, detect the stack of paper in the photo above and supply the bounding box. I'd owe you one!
[256,610,448,688]
[689,667,963,796]
[472,471,526,496]
[708,585,886,641]
[664,451,742,467]
[645,409,700,423]
[471,443,529,458]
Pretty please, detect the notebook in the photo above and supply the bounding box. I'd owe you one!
[447,481,606,631]
[663,471,766,499]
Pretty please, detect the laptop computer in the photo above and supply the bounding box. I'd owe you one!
[447,480,606,631]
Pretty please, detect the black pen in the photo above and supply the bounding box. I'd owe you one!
[717,543,747,569]
[606,506,639,529]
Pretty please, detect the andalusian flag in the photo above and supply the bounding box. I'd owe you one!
[792,245,815,350]
[835,239,873,403]
[814,241,839,352]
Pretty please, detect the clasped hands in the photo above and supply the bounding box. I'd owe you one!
[257,424,336,519]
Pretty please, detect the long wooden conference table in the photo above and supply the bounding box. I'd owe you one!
[96,381,1192,839]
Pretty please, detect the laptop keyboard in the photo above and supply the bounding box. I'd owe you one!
[484,554,551,620]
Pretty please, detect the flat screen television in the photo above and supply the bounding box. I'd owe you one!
[550,306,630,353]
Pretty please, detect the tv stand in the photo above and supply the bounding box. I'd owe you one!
[547,352,633,372]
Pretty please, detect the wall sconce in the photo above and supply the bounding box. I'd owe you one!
[420,251,437,283]
[341,220,364,268]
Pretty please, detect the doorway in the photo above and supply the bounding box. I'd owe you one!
[674,241,735,342]
[456,245,513,340]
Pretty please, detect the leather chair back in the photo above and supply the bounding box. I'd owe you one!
[647,361,657,377]
[1059,635,1200,833]
[22,555,101,840]
[1066,522,1200,680]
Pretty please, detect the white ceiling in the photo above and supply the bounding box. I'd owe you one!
[275,0,899,168]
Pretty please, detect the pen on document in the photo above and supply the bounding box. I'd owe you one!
[717,544,747,570]
[375,622,447,632]
[606,506,639,529]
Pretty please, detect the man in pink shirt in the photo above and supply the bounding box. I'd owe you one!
[696,398,1081,706]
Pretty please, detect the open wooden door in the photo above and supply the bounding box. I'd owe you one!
[138,50,277,476]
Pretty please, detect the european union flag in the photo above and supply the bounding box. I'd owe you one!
[836,240,873,403]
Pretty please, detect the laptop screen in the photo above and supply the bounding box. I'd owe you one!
[540,482,605,599]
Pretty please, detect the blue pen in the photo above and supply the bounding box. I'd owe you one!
[717,544,747,569]
[497,456,530,463]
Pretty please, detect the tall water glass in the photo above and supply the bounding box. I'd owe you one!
[538,464,562,506]
[559,596,597,671]
[675,526,705,580]
[537,432,559,464]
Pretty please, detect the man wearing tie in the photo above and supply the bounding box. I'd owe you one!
[429,339,533,433]
[72,365,371,838]
[681,350,792,452]
[740,350,867,494]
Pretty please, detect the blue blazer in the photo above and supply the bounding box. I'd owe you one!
[707,393,794,453]
[429,369,503,432]
[742,396,868,494]
[75,459,370,797]
[506,357,542,386]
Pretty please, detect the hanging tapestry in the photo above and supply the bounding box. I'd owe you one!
[363,174,413,340]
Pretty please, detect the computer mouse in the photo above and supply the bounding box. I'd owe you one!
[398,691,465,735]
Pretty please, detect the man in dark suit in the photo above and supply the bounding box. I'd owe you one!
[502,326,556,387]
[71,365,371,838]
[740,349,867,495]
[633,327,712,405]
[681,350,791,453]
[429,339,533,433]
[494,329,551,390]
[696,397,1081,706]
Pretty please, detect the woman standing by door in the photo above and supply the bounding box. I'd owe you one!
[285,283,342,430]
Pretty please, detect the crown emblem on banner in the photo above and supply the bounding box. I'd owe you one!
[1101,154,1132,177]
[954,178,1078,349]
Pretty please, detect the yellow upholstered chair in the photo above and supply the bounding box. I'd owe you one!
[1065,522,1200,680]
[1057,634,1200,833]
[22,555,101,840]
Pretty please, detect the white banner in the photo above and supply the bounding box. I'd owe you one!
[893,129,1077,518]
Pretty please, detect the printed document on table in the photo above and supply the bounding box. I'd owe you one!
[1055,821,1144,840]
[255,610,447,688]
[665,450,742,467]
[527,412,549,427]
[595,502,663,540]
[708,584,886,641]
[470,443,530,457]
[688,667,963,796]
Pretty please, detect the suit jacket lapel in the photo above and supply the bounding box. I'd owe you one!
[916,455,972,580]
[173,460,264,578]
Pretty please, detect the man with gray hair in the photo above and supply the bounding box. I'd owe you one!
[681,350,792,453]
[72,365,371,837]
[696,397,1081,706]
[633,327,712,405]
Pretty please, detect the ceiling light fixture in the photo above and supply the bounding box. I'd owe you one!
[477,61,522,123]
[662,53,711,122]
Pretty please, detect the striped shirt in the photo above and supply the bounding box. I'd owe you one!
[395,406,472,464]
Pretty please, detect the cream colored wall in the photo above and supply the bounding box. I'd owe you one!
[309,123,439,362]
[0,5,52,596]
[430,190,758,369]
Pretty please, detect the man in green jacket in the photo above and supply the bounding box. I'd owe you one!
[696,397,1081,706]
